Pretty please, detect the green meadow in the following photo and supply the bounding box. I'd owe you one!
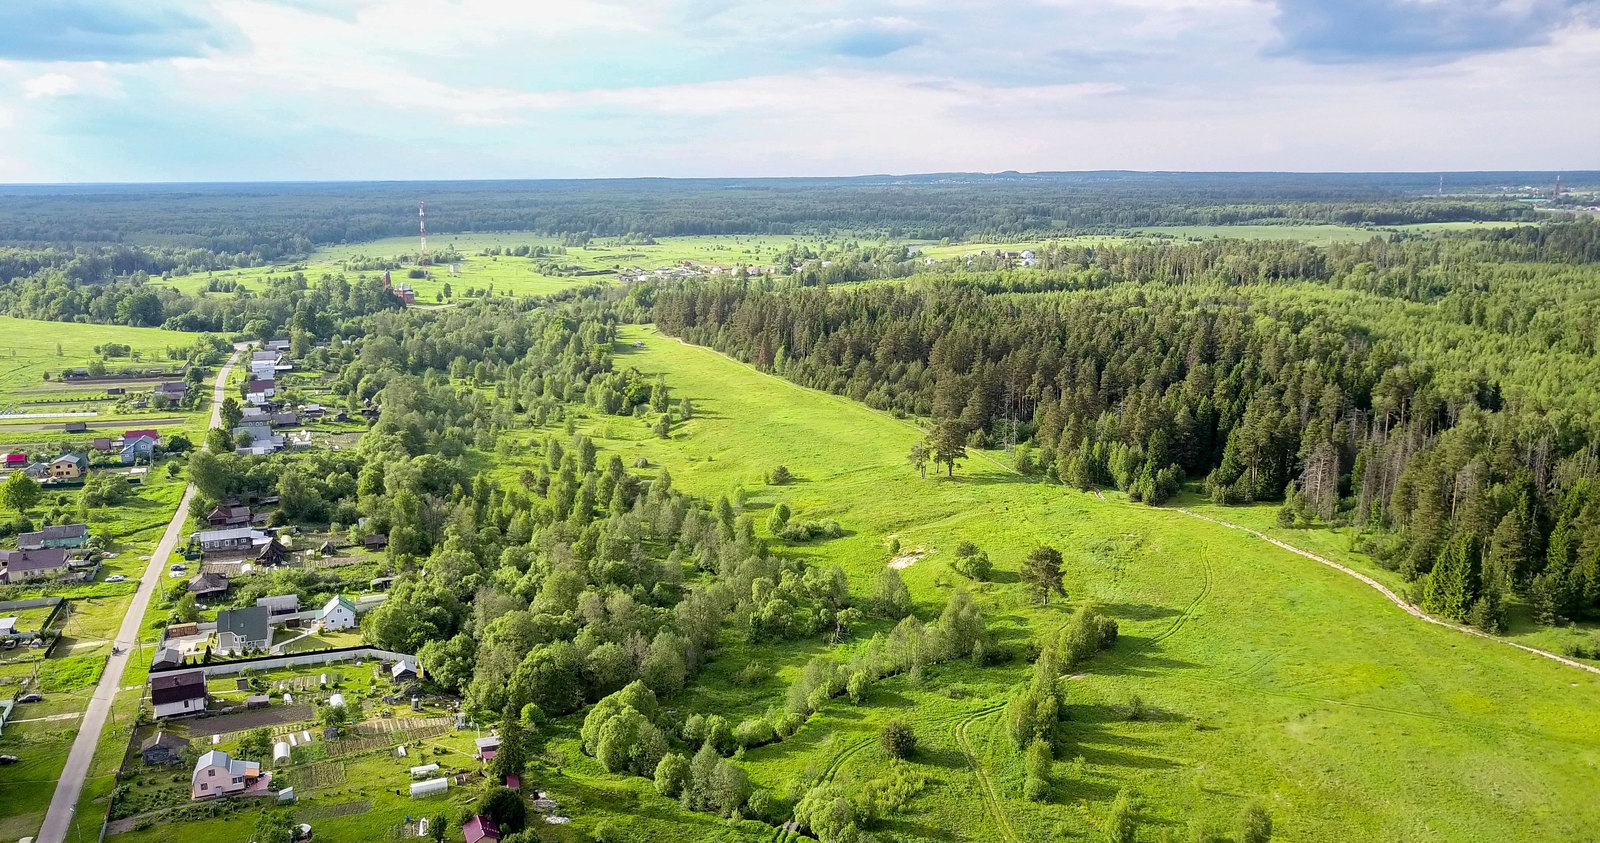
[495,324,1600,843]
[164,234,859,301]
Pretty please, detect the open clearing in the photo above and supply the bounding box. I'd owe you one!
[527,324,1600,842]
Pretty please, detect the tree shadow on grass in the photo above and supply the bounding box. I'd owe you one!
[1098,602,1181,622]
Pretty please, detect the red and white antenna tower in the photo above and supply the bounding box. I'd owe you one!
[418,201,430,266]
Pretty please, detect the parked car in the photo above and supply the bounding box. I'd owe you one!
[17,693,43,703]
[167,571,185,579]
[106,574,127,583]
[3,640,15,650]
[168,563,186,572]
[0,755,19,765]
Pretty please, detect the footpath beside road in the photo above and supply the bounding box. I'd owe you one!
[37,347,240,843]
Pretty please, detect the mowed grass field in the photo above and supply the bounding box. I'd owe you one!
[162,233,858,301]
[0,316,210,449]
[524,324,1600,842]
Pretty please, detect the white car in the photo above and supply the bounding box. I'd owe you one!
[106,574,127,583]
[168,570,185,579]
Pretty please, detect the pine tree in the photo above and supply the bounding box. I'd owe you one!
[932,419,967,476]
[1422,532,1480,621]
[1021,545,1066,605]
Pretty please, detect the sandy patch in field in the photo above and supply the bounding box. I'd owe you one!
[888,549,926,570]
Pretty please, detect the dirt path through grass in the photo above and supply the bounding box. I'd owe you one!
[954,705,1021,843]
[1171,507,1600,677]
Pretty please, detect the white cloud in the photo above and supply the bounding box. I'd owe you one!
[0,0,1593,180]
[22,73,78,98]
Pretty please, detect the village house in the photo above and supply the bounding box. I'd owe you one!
[121,431,158,464]
[92,437,113,452]
[363,534,389,551]
[193,527,269,554]
[474,735,500,761]
[318,595,357,631]
[18,523,89,550]
[463,816,501,843]
[215,606,271,655]
[22,462,51,480]
[155,382,190,401]
[256,594,299,615]
[244,379,277,405]
[205,505,253,528]
[151,670,208,719]
[0,548,69,584]
[141,731,191,765]
[187,571,230,601]
[191,749,265,799]
[3,452,26,469]
[257,537,289,567]
[49,453,88,480]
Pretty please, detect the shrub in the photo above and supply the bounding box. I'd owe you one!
[734,717,776,749]
[951,541,992,581]
[779,520,844,542]
[878,718,916,760]
[1236,800,1273,843]
[734,662,772,687]
[769,465,792,485]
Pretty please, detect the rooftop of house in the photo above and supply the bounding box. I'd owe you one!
[321,594,357,616]
[19,523,88,543]
[151,670,207,703]
[0,548,69,573]
[142,730,190,753]
[194,749,260,779]
[215,606,270,642]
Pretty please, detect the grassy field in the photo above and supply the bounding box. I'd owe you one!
[1127,224,1387,244]
[164,233,857,301]
[514,324,1600,842]
[0,316,194,407]
[0,316,212,451]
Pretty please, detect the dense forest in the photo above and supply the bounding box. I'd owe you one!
[650,220,1600,631]
[2,171,1590,257]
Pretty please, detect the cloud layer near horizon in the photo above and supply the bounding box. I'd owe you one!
[0,0,1595,181]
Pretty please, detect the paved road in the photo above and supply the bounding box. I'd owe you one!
[37,347,240,843]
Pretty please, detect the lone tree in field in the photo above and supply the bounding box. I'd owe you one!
[654,410,672,439]
[879,718,916,759]
[1022,545,1067,605]
[907,441,929,479]
[769,465,792,485]
[3,472,41,514]
[932,421,967,476]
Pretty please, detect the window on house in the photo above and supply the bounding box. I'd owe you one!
[208,769,215,777]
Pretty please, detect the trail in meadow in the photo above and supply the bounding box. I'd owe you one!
[1170,507,1600,678]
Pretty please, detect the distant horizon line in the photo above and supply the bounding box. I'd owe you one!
[1,168,1596,189]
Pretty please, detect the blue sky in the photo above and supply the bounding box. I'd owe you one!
[0,0,1595,182]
